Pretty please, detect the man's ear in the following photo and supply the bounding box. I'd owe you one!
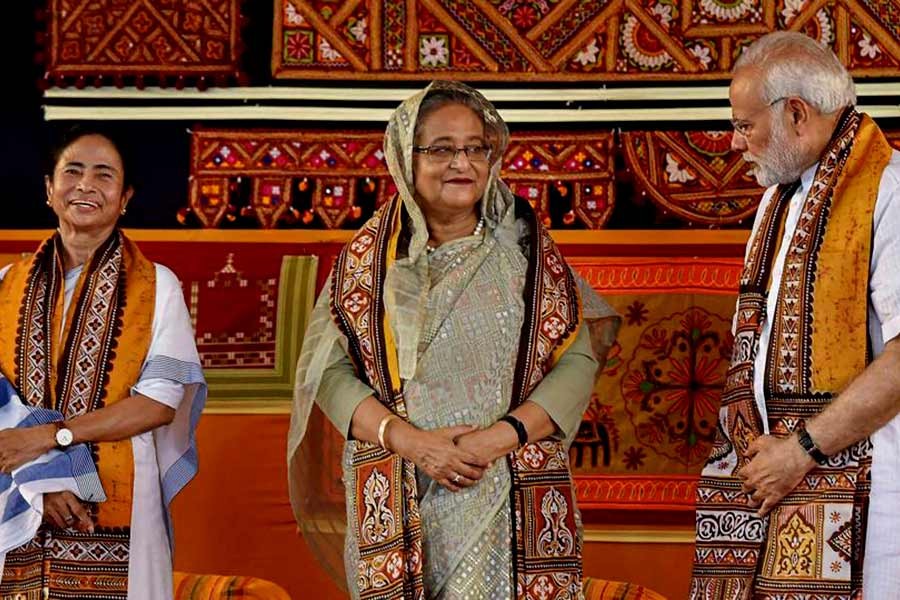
[786,97,812,130]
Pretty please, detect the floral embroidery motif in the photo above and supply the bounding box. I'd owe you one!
[360,469,395,545]
[537,488,575,557]
[774,513,817,577]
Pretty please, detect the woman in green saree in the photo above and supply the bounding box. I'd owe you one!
[289,81,620,600]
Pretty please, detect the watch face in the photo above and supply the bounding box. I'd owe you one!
[56,427,74,447]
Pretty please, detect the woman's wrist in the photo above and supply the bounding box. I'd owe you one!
[385,419,415,458]
[490,422,520,456]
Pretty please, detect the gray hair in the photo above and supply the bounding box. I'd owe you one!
[734,31,856,114]
[412,83,508,164]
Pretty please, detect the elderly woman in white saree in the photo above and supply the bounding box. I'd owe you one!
[289,81,620,600]
[0,126,205,599]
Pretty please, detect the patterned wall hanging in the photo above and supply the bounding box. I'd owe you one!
[40,0,247,88]
[569,256,743,509]
[272,0,900,80]
[622,130,765,226]
[186,128,616,228]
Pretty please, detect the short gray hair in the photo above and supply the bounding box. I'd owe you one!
[734,31,856,114]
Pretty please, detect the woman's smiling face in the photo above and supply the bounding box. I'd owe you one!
[46,134,133,234]
[412,102,490,221]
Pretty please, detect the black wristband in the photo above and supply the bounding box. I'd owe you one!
[499,415,528,447]
[797,429,829,465]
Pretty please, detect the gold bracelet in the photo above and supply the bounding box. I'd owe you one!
[377,414,399,450]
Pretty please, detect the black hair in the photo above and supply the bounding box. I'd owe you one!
[46,124,136,191]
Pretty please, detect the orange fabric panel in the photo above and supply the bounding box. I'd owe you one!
[582,576,667,600]
[584,542,692,599]
[171,415,343,600]
[173,571,291,599]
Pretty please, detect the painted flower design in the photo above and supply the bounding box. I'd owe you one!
[652,2,674,28]
[344,292,368,313]
[523,444,545,468]
[665,152,694,183]
[285,2,306,26]
[512,6,539,29]
[351,234,373,253]
[349,18,368,43]
[621,307,731,466]
[780,0,804,23]
[621,15,672,70]
[542,317,567,340]
[689,44,712,70]
[387,552,403,578]
[286,31,312,62]
[699,0,755,22]
[623,446,646,470]
[318,37,342,61]
[574,39,600,66]
[625,300,649,326]
[860,32,881,59]
[420,36,449,68]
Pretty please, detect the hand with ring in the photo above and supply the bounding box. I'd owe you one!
[43,491,94,533]
[388,424,488,493]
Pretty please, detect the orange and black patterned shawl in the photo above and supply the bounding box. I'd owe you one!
[330,193,584,600]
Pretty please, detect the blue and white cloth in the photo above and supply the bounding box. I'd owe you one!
[0,374,106,573]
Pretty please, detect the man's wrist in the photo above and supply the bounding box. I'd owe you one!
[796,429,829,466]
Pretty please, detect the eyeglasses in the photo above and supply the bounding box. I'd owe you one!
[412,144,492,164]
[731,97,788,137]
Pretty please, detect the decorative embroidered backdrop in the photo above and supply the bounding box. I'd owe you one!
[186,128,616,228]
[273,0,900,80]
[41,0,246,88]
[622,130,763,225]
[570,257,743,510]
[185,127,900,229]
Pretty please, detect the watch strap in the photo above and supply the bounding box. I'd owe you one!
[797,429,828,465]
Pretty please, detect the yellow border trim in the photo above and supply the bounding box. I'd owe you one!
[583,527,695,544]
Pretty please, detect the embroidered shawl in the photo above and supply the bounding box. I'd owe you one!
[691,111,893,599]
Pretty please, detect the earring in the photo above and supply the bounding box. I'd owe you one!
[46,199,52,207]
[120,207,127,216]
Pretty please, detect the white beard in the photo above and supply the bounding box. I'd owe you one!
[744,119,810,187]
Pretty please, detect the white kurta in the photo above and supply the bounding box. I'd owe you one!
[0,262,205,600]
[747,150,900,596]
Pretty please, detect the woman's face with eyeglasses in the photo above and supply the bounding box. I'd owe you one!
[412,102,491,222]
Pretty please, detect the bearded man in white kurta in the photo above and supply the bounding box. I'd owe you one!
[691,32,900,599]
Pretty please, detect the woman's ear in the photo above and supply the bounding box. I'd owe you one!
[45,175,53,207]
[121,185,135,213]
